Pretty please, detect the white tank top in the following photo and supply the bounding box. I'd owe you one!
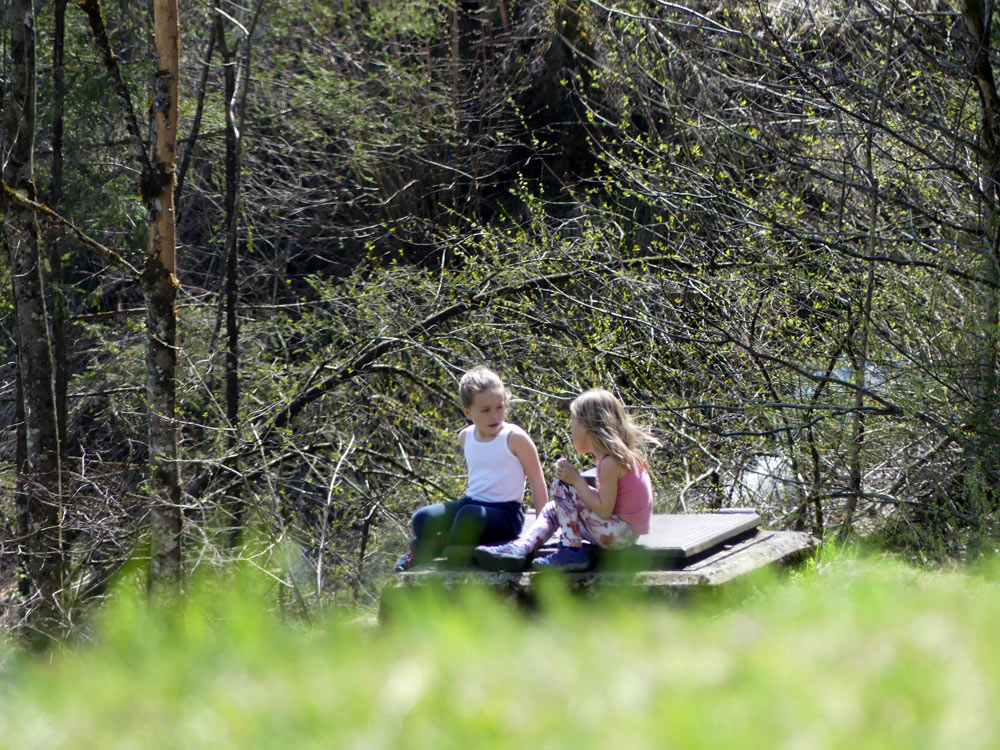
[462,422,527,503]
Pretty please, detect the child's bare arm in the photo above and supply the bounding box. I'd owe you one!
[509,430,548,513]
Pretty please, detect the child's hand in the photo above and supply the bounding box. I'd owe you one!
[555,457,580,486]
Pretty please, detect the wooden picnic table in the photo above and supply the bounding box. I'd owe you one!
[386,508,819,608]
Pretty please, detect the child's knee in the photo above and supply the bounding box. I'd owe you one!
[412,503,445,535]
[454,505,487,528]
[449,506,487,543]
[538,499,557,517]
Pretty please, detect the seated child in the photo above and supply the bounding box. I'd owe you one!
[474,388,657,572]
[394,366,547,571]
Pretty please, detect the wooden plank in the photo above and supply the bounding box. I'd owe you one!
[640,511,761,557]
[637,530,817,586]
[384,529,819,611]
[530,472,760,559]
[517,510,762,566]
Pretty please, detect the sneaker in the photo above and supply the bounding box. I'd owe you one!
[393,549,414,573]
[531,544,590,572]
[473,541,531,572]
[394,541,420,573]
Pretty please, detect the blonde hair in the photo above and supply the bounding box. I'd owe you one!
[459,366,510,409]
[570,389,659,471]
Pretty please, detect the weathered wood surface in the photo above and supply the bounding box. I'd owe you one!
[389,521,819,600]
[637,509,762,560]
[431,509,765,570]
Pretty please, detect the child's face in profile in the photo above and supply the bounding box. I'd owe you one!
[570,415,593,455]
[463,390,507,440]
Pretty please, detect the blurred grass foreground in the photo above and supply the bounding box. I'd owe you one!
[1,549,999,749]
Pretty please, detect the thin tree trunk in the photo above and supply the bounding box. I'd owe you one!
[216,6,243,544]
[48,0,69,472]
[15,364,28,600]
[216,0,263,547]
[2,0,63,632]
[145,0,183,588]
[80,0,184,588]
[961,0,1000,503]
[842,0,897,538]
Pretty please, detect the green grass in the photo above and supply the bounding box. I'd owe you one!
[1,549,999,749]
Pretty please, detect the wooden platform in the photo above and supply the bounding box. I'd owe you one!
[630,509,764,567]
[387,510,819,603]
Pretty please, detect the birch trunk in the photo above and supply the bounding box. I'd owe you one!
[78,0,184,587]
[145,0,183,587]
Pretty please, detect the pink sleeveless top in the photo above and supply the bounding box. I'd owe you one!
[598,455,653,535]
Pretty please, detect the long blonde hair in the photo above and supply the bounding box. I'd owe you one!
[570,389,659,471]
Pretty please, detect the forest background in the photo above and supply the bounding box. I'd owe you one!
[3,0,1000,638]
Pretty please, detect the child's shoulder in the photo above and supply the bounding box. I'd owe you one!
[597,453,629,477]
[503,422,537,448]
[504,421,532,439]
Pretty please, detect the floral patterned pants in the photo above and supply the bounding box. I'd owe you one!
[520,478,638,552]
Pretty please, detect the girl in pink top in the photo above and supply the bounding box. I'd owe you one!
[474,389,658,572]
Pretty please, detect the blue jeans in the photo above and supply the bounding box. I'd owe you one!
[410,497,524,562]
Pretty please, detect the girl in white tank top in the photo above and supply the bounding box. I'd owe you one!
[461,422,530,503]
[394,367,548,571]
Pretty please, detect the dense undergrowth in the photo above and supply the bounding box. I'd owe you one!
[1,546,998,749]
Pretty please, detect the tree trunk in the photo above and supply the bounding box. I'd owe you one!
[2,0,63,631]
[47,0,69,470]
[843,0,897,537]
[961,0,1000,503]
[79,0,184,588]
[215,0,263,547]
[145,0,183,588]
[215,7,244,546]
[14,363,27,600]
